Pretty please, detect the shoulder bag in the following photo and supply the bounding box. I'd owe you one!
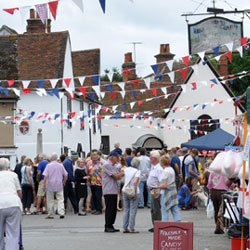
[122,170,138,198]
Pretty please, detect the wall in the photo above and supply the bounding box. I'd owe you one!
[161,61,242,147]
[102,118,162,152]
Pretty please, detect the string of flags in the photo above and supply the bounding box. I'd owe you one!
[3,0,112,16]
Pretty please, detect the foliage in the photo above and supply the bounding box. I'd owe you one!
[228,48,250,97]
[101,67,123,82]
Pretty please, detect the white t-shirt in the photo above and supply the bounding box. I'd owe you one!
[160,167,175,195]
[124,167,141,194]
[0,171,22,210]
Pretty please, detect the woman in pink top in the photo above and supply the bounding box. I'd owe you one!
[207,172,234,234]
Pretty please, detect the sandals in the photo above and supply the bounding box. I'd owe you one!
[130,230,139,233]
[123,229,131,233]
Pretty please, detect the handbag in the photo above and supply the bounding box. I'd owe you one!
[122,170,138,198]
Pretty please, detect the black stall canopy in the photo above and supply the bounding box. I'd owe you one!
[181,128,235,150]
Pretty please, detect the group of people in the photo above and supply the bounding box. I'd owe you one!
[1,142,237,250]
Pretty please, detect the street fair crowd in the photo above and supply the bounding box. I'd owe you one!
[0,142,249,250]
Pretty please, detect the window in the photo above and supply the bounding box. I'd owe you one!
[80,101,84,130]
[190,114,219,140]
[67,96,72,129]
[92,108,96,134]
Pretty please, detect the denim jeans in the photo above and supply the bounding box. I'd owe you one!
[123,194,140,231]
[138,180,151,207]
[161,195,181,221]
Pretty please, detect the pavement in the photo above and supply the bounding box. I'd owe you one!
[21,207,231,250]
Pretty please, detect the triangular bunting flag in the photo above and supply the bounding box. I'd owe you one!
[197,51,205,60]
[48,1,59,20]
[130,102,136,109]
[35,4,47,24]
[181,85,186,93]
[118,82,125,92]
[22,88,31,94]
[108,72,113,82]
[225,51,232,63]
[240,37,248,49]
[64,78,72,88]
[236,47,243,57]
[180,68,187,81]
[191,82,197,89]
[212,46,220,56]
[106,84,113,93]
[144,77,151,89]
[92,75,100,85]
[110,92,116,100]
[72,0,84,12]
[3,8,19,15]
[50,79,58,88]
[121,104,126,110]
[225,42,234,52]
[120,91,126,99]
[131,90,136,99]
[92,86,101,98]
[151,64,159,75]
[52,88,60,99]
[78,76,86,86]
[192,64,199,76]
[138,100,144,106]
[166,60,174,71]
[66,89,75,100]
[19,6,30,24]
[161,87,167,95]
[89,92,95,100]
[37,80,45,88]
[99,0,106,13]
[151,89,157,97]
[182,56,189,67]
[22,80,30,89]
[79,87,87,99]
[168,72,175,83]
[100,92,105,99]
[12,88,20,97]
[7,80,15,87]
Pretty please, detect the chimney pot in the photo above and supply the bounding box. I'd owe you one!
[166,44,170,53]
[160,44,165,53]
[125,52,133,63]
[30,9,35,19]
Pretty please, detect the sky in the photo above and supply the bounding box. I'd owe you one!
[1,0,250,77]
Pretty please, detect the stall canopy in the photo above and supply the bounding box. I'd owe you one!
[181,128,235,150]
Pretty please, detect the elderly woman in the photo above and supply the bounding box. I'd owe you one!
[75,159,89,216]
[122,157,141,233]
[21,157,35,215]
[0,158,22,250]
[156,155,181,221]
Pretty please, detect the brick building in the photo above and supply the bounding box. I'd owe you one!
[0,10,101,167]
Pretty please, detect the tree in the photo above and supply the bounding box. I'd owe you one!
[100,67,123,82]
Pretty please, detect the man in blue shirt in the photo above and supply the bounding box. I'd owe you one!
[125,148,133,167]
[36,154,49,214]
[63,152,78,214]
[170,148,181,190]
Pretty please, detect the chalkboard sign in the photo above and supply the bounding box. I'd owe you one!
[153,222,193,250]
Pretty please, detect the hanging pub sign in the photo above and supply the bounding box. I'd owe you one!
[19,121,30,135]
[188,16,243,54]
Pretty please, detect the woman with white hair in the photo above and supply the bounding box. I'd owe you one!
[122,157,140,233]
[0,157,22,250]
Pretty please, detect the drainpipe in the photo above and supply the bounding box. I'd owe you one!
[88,103,92,152]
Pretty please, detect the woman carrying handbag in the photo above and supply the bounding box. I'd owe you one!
[122,157,141,233]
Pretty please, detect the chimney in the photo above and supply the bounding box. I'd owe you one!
[122,52,136,82]
[26,9,51,34]
[155,44,175,64]
[218,55,228,77]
